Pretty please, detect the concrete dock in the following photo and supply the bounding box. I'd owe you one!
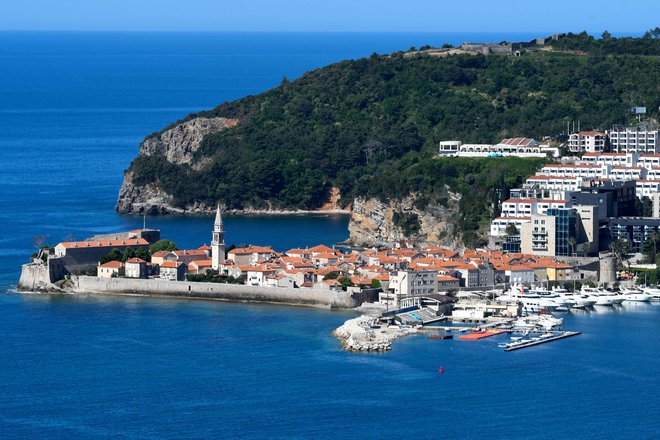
[504,331,581,351]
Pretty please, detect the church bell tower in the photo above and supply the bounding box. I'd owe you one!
[211,205,225,270]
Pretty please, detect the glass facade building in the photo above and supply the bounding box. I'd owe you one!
[546,208,577,256]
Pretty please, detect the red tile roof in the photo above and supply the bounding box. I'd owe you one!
[60,238,149,249]
[99,261,123,269]
[228,246,276,255]
[174,249,208,257]
[151,251,175,258]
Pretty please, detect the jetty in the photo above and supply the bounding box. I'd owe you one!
[504,331,581,351]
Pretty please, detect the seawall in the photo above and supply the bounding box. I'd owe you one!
[72,276,371,309]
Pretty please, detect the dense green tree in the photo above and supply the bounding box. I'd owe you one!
[150,240,178,252]
[338,276,354,288]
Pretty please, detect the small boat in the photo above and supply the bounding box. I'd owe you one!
[428,334,453,340]
[369,324,382,329]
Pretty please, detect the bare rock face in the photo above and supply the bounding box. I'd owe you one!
[140,117,239,167]
[348,190,463,247]
[116,117,238,214]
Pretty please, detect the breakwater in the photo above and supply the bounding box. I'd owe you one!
[334,315,418,351]
[71,276,373,309]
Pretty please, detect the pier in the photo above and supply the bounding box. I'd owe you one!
[504,331,581,351]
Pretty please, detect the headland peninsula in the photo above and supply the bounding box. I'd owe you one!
[18,29,660,352]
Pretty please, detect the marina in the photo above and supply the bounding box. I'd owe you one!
[337,280,660,352]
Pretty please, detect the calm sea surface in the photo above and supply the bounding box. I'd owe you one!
[0,32,658,438]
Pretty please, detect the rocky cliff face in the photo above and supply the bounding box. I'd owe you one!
[116,116,238,214]
[347,191,463,247]
[141,117,239,168]
[116,116,466,246]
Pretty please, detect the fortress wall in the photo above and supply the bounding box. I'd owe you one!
[74,276,361,309]
[18,264,54,291]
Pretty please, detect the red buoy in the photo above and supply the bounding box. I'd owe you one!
[439,365,445,374]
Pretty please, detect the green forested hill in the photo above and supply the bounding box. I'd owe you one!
[126,33,660,243]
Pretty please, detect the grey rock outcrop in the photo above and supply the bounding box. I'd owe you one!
[347,191,463,247]
[141,117,239,167]
[116,116,238,214]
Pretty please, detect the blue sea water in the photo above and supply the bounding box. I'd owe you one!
[0,32,659,438]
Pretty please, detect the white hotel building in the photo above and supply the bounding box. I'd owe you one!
[525,175,583,193]
[539,164,609,179]
[439,138,559,158]
[635,180,660,199]
[610,129,660,154]
[580,152,637,167]
[638,154,660,170]
[567,131,606,153]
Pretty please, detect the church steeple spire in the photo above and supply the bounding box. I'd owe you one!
[214,204,223,228]
[211,205,225,270]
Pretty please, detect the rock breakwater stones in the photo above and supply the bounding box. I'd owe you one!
[334,315,417,352]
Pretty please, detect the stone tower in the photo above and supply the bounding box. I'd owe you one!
[211,205,225,270]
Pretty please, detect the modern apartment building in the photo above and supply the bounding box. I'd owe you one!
[609,128,660,153]
[567,131,606,153]
[520,207,597,257]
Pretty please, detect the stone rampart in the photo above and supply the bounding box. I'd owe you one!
[18,258,68,291]
[73,276,362,309]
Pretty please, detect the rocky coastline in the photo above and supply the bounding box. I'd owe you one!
[333,315,418,352]
[116,114,465,246]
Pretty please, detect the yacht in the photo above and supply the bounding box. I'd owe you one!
[618,287,652,302]
[551,286,593,308]
[512,314,563,331]
[599,288,624,304]
[580,286,615,306]
[528,285,573,307]
[497,284,561,312]
[640,286,660,301]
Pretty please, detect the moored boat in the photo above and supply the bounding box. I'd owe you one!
[428,334,453,340]
[619,287,652,302]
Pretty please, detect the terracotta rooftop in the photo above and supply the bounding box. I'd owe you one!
[99,261,124,269]
[60,238,149,249]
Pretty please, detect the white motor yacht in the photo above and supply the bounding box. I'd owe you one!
[599,288,624,304]
[512,314,563,331]
[529,285,573,307]
[497,284,560,312]
[551,286,593,308]
[640,286,660,301]
[618,287,652,302]
[580,286,615,306]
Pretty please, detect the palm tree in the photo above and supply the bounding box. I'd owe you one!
[568,236,577,257]
[609,239,630,270]
[581,242,590,256]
